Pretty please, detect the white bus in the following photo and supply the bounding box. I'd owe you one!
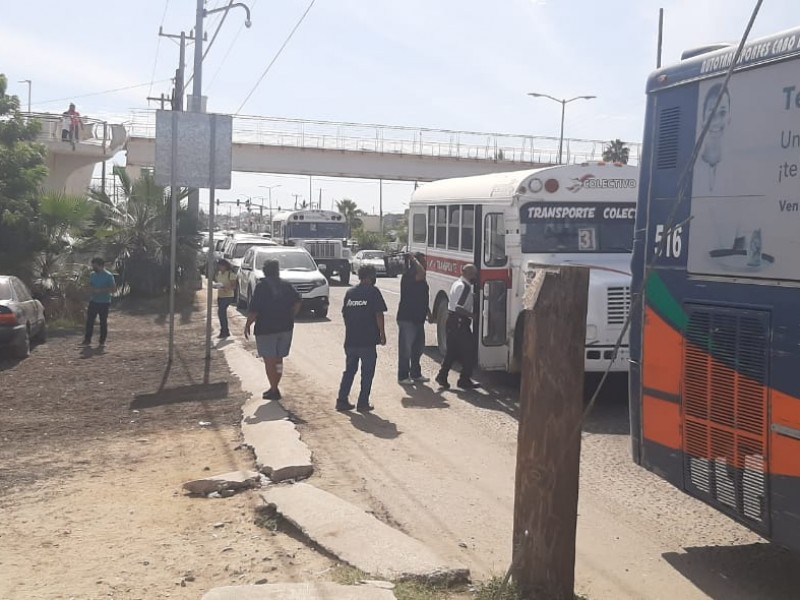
[271,209,352,284]
[408,163,638,373]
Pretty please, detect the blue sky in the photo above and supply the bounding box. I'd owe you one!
[1,0,796,214]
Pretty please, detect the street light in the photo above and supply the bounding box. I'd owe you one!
[258,184,282,231]
[527,92,596,164]
[18,80,31,113]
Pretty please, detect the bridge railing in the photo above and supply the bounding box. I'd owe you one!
[23,112,128,153]
[125,110,641,165]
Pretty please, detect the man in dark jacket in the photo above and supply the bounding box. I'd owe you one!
[397,253,430,384]
[244,259,301,400]
[336,265,387,412]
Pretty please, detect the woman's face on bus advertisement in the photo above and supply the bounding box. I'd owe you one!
[704,92,731,137]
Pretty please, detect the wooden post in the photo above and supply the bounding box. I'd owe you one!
[512,265,589,599]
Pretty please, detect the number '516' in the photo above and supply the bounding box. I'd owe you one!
[654,224,683,258]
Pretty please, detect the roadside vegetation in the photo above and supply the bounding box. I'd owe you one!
[0,73,199,324]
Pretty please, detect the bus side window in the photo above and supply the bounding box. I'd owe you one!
[436,206,447,249]
[412,213,426,244]
[462,206,475,252]
[484,213,507,267]
[427,207,435,247]
[448,206,460,250]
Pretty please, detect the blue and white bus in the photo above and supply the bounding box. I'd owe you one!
[630,26,800,550]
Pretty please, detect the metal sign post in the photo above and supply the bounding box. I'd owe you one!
[205,118,217,360]
[168,111,179,364]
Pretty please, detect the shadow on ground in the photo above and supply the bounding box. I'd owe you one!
[421,346,630,435]
[131,381,229,409]
[346,411,401,439]
[663,542,800,600]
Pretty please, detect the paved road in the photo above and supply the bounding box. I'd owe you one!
[232,276,800,599]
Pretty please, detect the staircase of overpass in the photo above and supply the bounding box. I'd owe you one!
[124,110,641,182]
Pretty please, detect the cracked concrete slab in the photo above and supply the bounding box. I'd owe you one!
[202,582,397,600]
[222,342,313,482]
[261,483,470,584]
[242,420,313,482]
[182,470,261,496]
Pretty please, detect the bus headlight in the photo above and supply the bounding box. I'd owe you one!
[586,324,598,341]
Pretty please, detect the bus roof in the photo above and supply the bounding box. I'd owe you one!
[411,163,639,205]
[272,208,345,222]
[646,25,800,94]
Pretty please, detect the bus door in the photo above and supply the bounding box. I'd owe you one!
[479,211,509,369]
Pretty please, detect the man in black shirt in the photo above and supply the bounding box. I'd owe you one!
[336,265,387,412]
[244,259,301,401]
[397,253,431,384]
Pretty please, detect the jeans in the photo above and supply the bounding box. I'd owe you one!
[337,346,378,407]
[438,314,476,381]
[397,320,425,380]
[218,296,235,335]
[84,301,110,343]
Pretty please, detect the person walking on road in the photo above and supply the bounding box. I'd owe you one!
[214,259,236,338]
[336,265,387,412]
[397,252,431,384]
[244,259,302,401]
[435,264,480,390]
[81,257,116,347]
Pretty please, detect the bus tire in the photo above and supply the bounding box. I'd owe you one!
[435,298,449,357]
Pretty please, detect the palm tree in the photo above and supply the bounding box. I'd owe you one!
[35,191,95,282]
[90,166,196,297]
[602,139,630,164]
[336,198,364,237]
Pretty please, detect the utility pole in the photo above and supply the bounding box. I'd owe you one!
[146,93,170,110]
[379,179,384,237]
[293,193,302,209]
[512,265,589,599]
[657,8,665,68]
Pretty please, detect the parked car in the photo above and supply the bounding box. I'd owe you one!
[237,247,329,318]
[0,276,47,358]
[222,236,278,274]
[351,250,388,276]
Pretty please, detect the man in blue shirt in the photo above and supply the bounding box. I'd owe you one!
[82,257,116,346]
[336,265,387,412]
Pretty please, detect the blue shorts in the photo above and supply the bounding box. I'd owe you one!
[255,330,293,359]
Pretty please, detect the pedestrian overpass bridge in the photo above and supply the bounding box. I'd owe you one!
[34,109,641,193]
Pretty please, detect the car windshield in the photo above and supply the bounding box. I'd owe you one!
[0,280,12,300]
[520,202,636,254]
[256,252,317,272]
[362,252,385,260]
[286,222,347,239]
[234,241,272,258]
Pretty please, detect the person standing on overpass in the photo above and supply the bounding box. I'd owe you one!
[435,264,480,390]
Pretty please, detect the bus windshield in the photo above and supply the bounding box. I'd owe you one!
[520,201,636,254]
[286,221,347,239]
[256,251,317,271]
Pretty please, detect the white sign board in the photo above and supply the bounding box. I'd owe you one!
[687,64,800,280]
[154,111,233,189]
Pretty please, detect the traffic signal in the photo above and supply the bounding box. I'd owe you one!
[236,198,240,207]
[259,205,263,216]
[246,198,251,208]
[216,198,220,207]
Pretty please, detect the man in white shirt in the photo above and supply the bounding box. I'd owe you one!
[435,264,480,390]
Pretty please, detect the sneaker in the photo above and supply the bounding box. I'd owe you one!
[336,401,356,412]
[398,378,414,385]
[356,404,375,413]
[413,376,430,383]
[79,339,91,347]
[263,389,281,400]
[457,379,481,390]
[435,374,450,389]
[217,332,230,339]
[98,340,106,347]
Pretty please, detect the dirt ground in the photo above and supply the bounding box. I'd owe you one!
[0,295,334,600]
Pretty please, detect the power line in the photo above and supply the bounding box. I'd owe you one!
[148,0,172,98]
[235,0,317,114]
[33,79,173,106]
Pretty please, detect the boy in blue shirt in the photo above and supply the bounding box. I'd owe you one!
[82,257,116,346]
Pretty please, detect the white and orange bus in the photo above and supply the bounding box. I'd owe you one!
[407,163,638,373]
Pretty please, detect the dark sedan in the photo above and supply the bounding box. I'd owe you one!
[0,276,46,358]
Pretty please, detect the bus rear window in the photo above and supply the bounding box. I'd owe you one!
[520,202,635,254]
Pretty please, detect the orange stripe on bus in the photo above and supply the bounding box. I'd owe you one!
[771,390,800,477]
[642,306,682,396]
[643,394,682,450]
